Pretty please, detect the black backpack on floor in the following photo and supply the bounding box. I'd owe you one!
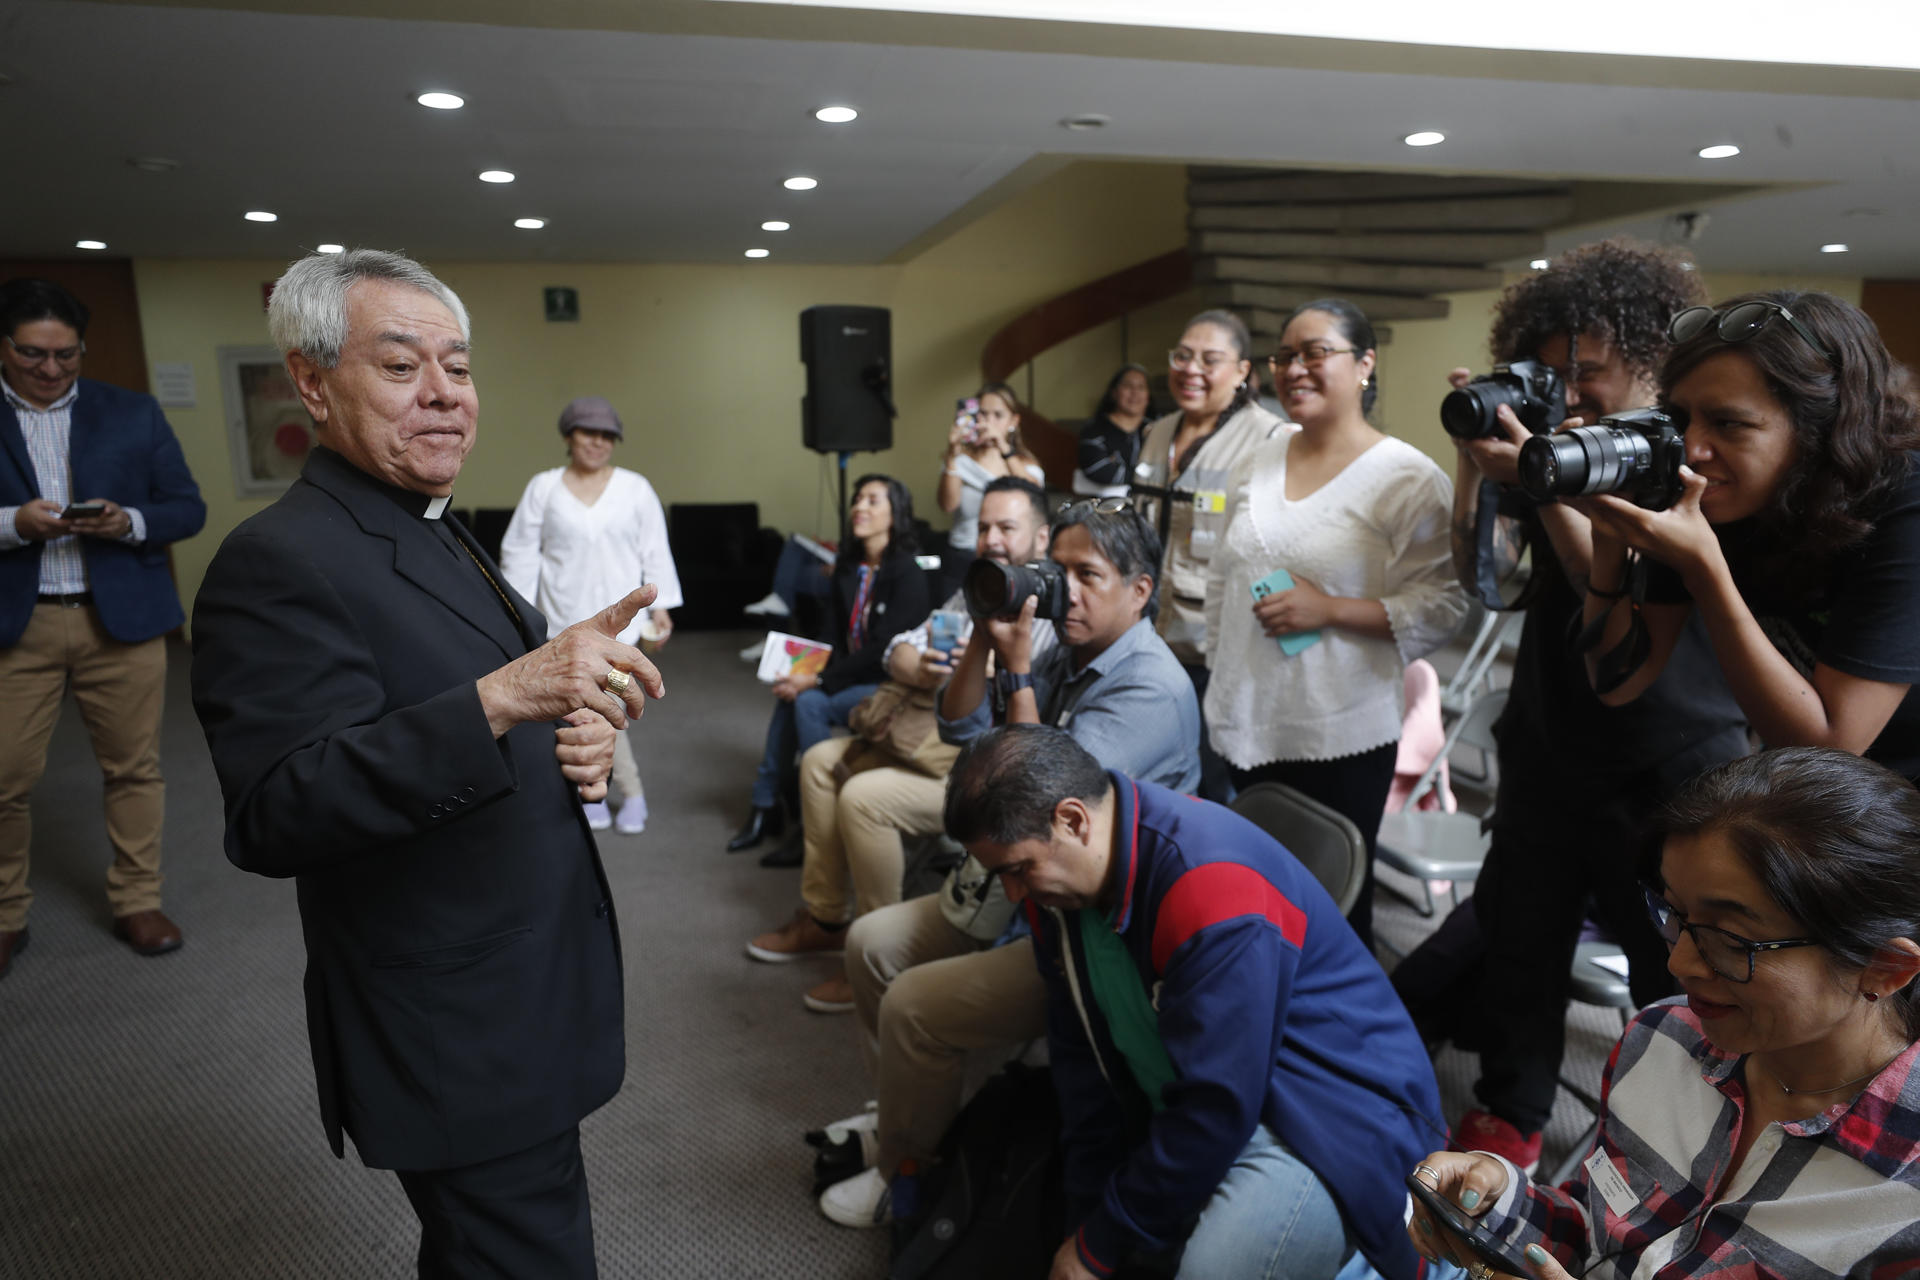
[887,1062,1064,1280]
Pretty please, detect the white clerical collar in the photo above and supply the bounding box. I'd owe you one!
[423,495,450,520]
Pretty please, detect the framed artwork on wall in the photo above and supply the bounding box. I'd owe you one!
[218,344,314,497]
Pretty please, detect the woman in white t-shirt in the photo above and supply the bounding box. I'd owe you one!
[500,396,683,837]
[1203,300,1468,945]
[935,382,1047,598]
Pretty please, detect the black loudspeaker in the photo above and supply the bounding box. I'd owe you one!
[800,305,896,453]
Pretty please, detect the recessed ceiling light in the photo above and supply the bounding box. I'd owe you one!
[744,248,770,258]
[317,243,345,254]
[75,240,107,251]
[761,220,790,232]
[126,156,179,173]
[1821,243,1850,253]
[1404,130,1446,147]
[814,105,858,124]
[244,211,278,223]
[478,170,515,184]
[783,176,818,191]
[1061,114,1110,131]
[1529,259,1550,270]
[1697,144,1741,159]
[417,91,464,110]
[514,217,546,230]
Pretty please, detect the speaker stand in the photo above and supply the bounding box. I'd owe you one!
[836,450,853,552]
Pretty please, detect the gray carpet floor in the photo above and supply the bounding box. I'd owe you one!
[0,629,1616,1278]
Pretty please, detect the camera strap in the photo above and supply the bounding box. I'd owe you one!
[1471,479,1544,613]
[1574,555,1651,695]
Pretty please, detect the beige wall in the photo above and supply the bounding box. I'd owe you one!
[135,161,1189,615]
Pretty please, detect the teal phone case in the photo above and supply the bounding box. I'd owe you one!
[1249,568,1322,656]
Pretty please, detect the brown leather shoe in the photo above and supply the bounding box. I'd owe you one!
[0,926,27,979]
[744,907,845,964]
[113,909,183,956]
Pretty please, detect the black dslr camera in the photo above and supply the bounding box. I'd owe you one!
[1440,361,1568,440]
[1518,408,1687,511]
[963,557,1070,621]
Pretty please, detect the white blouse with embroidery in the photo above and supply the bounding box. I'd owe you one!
[498,467,684,646]
[1201,432,1467,766]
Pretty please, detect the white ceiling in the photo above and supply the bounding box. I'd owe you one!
[2,0,1916,275]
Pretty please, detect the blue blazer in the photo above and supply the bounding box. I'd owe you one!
[0,377,206,646]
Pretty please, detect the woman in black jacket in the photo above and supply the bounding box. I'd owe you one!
[730,474,932,852]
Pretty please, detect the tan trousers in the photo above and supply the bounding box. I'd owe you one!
[0,603,169,929]
[797,737,946,926]
[845,893,1049,1175]
[610,727,642,803]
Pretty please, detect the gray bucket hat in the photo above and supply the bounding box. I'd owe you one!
[558,396,623,440]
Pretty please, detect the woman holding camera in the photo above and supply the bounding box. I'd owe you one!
[935,382,1045,599]
[1580,291,1920,778]
[1203,299,1466,945]
[1072,362,1153,496]
[729,475,931,858]
[1408,746,1920,1279]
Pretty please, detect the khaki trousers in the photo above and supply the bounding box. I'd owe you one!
[845,893,1049,1175]
[610,727,642,803]
[0,602,169,929]
[797,737,946,926]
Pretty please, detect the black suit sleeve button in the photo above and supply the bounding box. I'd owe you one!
[428,804,445,819]
[594,900,611,919]
[458,786,476,803]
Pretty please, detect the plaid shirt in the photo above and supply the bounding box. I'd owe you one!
[1479,998,1920,1279]
[0,378,147,590]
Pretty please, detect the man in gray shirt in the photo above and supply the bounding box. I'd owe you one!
[815,503,1199,1229]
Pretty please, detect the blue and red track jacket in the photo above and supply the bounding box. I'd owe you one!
[1028,773,1444,1279]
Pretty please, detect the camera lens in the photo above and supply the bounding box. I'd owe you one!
[962,559,1013,618]
[1440,386,1492,439]
[1518,427,1652,501]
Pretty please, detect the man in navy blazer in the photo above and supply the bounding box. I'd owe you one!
[191,249,663,1277]
[0,278,205,978]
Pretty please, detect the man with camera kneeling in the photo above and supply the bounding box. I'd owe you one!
[815,501,1197,1229]
[953,724,1442,1280]
[1395,239,1747,1172]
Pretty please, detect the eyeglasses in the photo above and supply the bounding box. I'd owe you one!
[1668,301,1834,364]
[1642,886,1818,984]
[1168,347,1239,373]
[1268,343,1357,372]
[1056,497,1129,520]
[4,335,85,366]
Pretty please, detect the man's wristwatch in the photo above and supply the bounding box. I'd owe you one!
[994,669,1034,699]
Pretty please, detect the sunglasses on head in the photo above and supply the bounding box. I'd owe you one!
[1668,300,1834,364]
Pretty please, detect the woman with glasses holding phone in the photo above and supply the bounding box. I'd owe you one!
[1201,299,1466,946]
[1136,309,1289,800]
[1408,746,1920,1279]
[1578,291,1920,779]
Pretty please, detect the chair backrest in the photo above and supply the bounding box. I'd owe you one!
[1440,609,1523,717]
[1230,782,1368,916]
[1403,686,1509,811]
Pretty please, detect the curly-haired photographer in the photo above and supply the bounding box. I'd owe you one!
[1393,240,1749,1172]
[1580,290,1920,776]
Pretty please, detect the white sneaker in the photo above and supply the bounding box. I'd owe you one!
[823,1104,880,1165]
[583,801,612,831]
[615,795,648,835]
[740,640,766,662]
[819,1166,891,1229]
[743,591,791,618]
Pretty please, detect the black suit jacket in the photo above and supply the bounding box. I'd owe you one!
[189,447,623,1171]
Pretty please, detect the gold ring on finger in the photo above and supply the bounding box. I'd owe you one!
[1467,1264,1494,1280]
[604,669,630,696]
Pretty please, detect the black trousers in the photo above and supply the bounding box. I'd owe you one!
[1182,663,1234,806]
[1229,740,1398,949]
[397,1125,596,1279]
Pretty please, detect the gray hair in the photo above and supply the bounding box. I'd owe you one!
[267,248,470,368]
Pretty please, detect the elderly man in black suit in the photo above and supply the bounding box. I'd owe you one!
[191,249,662,1278]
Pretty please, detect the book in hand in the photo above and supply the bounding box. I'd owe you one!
[757,631,833,684]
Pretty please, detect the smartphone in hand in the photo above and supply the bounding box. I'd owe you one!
[1249,568,1321,656]
[61,502,107,520]
[954,397,981,445]
[1405,1173,1534,1276]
